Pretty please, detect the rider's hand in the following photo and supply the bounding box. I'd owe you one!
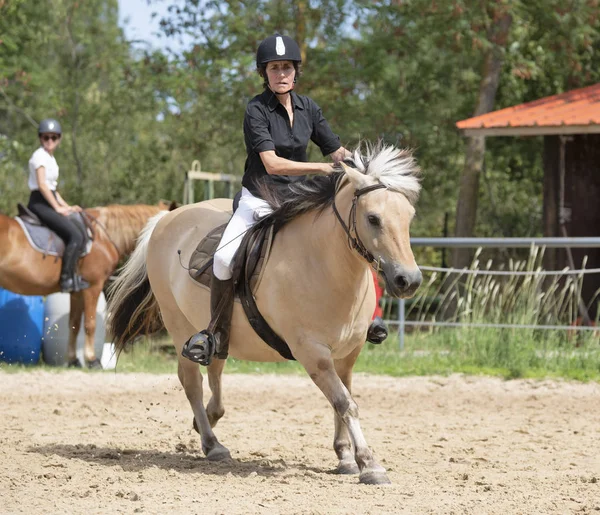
[321,163,336,175]
[56,206,72,216]
[71,205,82,212]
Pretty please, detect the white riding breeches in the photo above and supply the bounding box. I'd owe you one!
[213,187,273,281]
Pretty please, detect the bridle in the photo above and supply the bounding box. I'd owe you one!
[332,182,387,268]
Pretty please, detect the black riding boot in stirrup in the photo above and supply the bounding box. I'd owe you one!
[60,242,90,293]
[182,276,235,366]
[366,316,388,344]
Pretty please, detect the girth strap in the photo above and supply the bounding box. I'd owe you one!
[232,219,295,361]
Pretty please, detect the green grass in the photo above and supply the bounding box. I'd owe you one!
[2,248,598,381]
[2,330,598,381]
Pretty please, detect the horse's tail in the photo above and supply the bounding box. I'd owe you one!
[106,211,168,352]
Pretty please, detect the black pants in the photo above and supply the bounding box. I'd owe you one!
[28,190,85,280]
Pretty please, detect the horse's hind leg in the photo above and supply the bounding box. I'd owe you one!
[206,358,226,428]
[295,343,390,485]
[162,305,230,461]
[332,346,362,475]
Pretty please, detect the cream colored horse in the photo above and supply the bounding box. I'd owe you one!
[107,144,422,484]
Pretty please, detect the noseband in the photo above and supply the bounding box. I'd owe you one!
[332,182,387,267]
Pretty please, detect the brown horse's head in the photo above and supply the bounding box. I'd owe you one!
[340,144,422,298]
[158,199,181,211]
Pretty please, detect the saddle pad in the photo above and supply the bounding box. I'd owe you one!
[188,223,274,295]
[15,214,92,258]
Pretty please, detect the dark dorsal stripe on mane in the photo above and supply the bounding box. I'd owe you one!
[258,142,421,226]
[257,173,344,226]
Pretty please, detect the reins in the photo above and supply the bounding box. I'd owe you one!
[82,210,123,257]
[332,182,387,268]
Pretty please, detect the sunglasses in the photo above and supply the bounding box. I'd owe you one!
[41,134,60,142]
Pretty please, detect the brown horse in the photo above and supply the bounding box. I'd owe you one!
[107,144,422,484]
[0,202,170,368]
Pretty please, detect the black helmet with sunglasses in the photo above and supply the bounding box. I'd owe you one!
[38,118,62,136]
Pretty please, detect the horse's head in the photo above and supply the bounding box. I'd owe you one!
[158,199,181,211]
[339,144,422,298]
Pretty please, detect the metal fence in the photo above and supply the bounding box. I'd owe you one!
[385,237,600,349]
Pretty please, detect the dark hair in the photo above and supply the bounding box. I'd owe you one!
[257,62,302,90]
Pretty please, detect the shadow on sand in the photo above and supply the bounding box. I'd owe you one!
[28,443,338,478]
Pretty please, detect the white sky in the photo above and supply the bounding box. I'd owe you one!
[117,0,190,53]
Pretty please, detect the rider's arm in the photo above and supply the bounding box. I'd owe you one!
[259,150,333,176]
[54,191,69,208]
[309,98,346,163]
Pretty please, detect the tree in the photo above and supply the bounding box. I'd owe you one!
[453,3,512,269]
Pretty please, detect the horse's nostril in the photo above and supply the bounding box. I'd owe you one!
[394,275,408,290]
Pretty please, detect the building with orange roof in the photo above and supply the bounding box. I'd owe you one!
[456,84,600,316]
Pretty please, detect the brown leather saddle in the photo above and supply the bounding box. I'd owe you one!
[188,218,294,360]
[15,203,93,258]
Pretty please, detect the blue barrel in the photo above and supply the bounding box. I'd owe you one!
[0,288,44,364]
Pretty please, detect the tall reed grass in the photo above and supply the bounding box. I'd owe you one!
[385,246,600,379]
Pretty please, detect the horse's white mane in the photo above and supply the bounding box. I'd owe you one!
[350,144,422,205]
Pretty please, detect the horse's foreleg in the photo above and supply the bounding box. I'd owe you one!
[82,286,103,367]
[332,345,363,475]
[177,356,231,461]
[67,292,84,365]
[206,358,226,428]
[296,344,390,485]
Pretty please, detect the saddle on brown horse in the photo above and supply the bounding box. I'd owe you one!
[187,219,294,360]
[15,203,93,258]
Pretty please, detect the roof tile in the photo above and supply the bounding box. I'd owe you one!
[456,83,600,130]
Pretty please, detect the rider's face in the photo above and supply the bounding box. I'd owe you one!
[266,60,296,94]
[40,133,61,153]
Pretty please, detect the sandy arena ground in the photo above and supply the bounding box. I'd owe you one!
[1,370,599,514]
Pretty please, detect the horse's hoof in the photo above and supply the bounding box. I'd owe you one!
[206,445,231,462]
[359,470,391,485]
[87,358,103,370]
[67,359,83,368]
[336,460,359,475]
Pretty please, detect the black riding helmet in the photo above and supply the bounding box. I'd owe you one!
[38,118,62,135]
[256,34,302,67]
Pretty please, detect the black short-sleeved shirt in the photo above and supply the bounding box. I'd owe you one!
[242,89,341,198]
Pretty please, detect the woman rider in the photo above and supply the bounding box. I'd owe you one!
[182,34,386,365]
[27,118,89,293]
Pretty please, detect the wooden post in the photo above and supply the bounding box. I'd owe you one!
[187,160,202,204]
[184,160,240,205]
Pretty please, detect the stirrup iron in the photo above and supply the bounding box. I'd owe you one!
[366,316,388,344]
[182,330,216,366]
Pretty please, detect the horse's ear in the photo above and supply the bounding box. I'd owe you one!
[339,162,373,190]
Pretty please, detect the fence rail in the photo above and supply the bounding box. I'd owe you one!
[410,237,600,248]
[386,237,600,349]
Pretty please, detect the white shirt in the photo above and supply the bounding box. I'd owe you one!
[28,147,59,191]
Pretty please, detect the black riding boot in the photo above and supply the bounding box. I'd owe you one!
[182,276,235,366]
[60,242,90,293]
[366,316,388,344]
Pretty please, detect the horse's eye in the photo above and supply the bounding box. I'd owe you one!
[367,214,381,227]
